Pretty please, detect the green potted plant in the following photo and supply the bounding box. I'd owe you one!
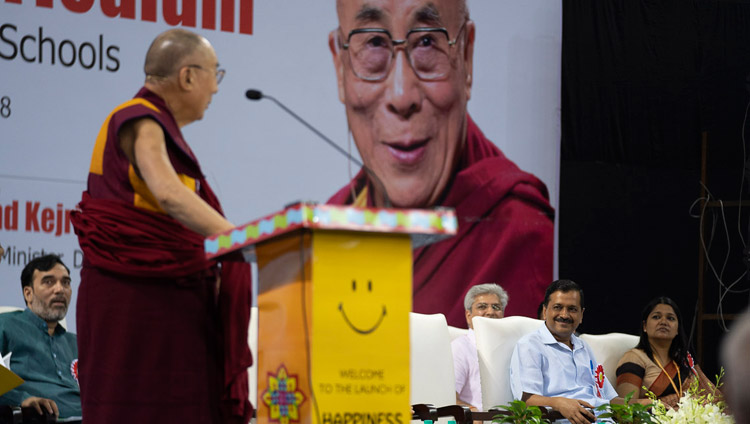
[595,391,657,424]
[492,400,551,424]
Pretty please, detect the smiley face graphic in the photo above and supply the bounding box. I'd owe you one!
[338,279,387,335]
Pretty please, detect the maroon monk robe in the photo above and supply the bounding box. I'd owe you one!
[72,87,253,423]
[328,115,554,327]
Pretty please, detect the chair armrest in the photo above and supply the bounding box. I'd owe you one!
[0,405,23,424]
[539,406,565,421]
[411,404,474,424]
[470,408,510,422]
[411,403,438,421]
[435,405,472,423]
[21,407,56,424]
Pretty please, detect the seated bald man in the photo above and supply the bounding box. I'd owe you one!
[326,0,554,327]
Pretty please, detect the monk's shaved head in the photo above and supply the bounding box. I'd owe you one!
[144,29,209,78]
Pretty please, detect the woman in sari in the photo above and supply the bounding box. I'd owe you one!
[615,297,713,408]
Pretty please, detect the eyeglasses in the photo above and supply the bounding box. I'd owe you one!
[340,22,466,81]
[473,303,503,312]
[186,64,226,85]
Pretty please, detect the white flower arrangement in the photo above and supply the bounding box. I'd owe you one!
[648,369,734,424]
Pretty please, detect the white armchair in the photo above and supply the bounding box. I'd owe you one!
[447,325,469,342]
[409,312,456,408]
[248,306,258,409]
[473,315,544,410]
[578,332,639,384]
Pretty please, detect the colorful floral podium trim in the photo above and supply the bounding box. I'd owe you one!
[204,203,457,260]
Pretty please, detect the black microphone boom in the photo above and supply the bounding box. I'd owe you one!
[245,89,391,207]
[245,89,362,168]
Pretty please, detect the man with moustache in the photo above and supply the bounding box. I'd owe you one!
[71,29,252,423]
[0,255,80,421]
[510,280,647,424]
[326,0,554,327]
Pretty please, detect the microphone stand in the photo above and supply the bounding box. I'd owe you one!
[246,89,392,208]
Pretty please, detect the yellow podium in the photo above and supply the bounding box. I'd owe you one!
[205,203,456,424]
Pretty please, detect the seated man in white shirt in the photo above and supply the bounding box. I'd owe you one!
[452,283,508,411]
[510,280,647,424]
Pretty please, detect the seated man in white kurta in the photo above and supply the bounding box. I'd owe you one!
[452,283,508,411]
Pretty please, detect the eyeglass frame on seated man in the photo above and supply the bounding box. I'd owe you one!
[338,21,468,82]
[474,302,503,312]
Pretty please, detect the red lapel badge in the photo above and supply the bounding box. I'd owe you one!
[594,364,605,398]
[70,359,79,385]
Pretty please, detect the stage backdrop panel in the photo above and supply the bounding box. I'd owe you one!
[0,0,562,332]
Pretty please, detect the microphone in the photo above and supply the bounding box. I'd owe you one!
[245,89,392,208]
[246,89,263,100]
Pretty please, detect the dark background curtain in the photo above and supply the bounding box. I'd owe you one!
[560,0,750,376]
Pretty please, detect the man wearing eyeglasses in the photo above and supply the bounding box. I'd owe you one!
[327,0,554,328]
[452,283,508,411]
[71,29,252,424]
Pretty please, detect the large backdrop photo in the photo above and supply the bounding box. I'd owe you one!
[0,0,562,332]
